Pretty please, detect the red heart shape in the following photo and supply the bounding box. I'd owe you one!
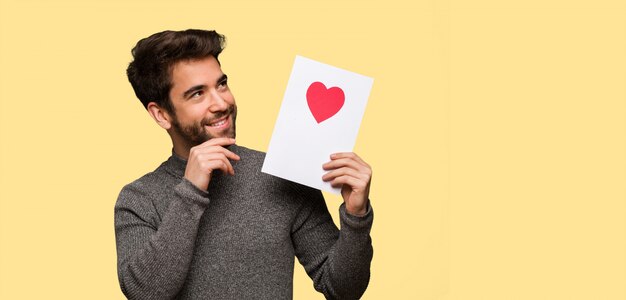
[306,81,345,123]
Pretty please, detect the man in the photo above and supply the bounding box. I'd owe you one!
[115,29,374,300]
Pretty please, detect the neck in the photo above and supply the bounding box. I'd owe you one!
[170,133,191,160]
[172,144,190,160]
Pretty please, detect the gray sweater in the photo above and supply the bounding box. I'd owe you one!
[114,145,373,299]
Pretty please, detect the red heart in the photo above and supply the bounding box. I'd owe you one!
[306,81,345,123]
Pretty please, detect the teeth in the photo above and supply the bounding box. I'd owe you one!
[209,119,226,127]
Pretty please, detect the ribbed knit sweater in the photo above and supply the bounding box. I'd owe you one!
[114,145,373,299]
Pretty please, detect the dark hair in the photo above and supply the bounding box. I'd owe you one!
[126,29,226,113]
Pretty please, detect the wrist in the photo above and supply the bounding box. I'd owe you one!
[339,202,374,233]
[184,176,209,192]
[346,203,368,216]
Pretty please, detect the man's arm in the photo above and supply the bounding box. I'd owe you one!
[293,152,375,299]
[114,179,210,299]
[291,188,374,299]
[115,138,239,299]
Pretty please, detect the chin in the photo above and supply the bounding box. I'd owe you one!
[205,127,236,140]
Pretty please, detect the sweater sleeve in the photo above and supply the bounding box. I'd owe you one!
[114,178,210,300]
[291,187,374,299]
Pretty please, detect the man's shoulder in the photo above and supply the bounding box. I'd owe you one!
[121,170,162,192]
[116,160,180,203]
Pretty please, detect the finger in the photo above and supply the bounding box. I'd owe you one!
[207,146,240,161]
[328,175,368,191]
[205,153,236,175]
[196,137,237,148]
[322,158,370,174]
[202,160,233,176]
[200,154,235,175]
[322,167,368,183]
[191,144,240,161]
[330,152,369,168]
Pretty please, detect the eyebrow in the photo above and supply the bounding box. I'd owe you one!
[181,74,228,99]
[217,74,228,85]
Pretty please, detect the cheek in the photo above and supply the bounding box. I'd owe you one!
[224,91,236,104]
[178,105,208,122]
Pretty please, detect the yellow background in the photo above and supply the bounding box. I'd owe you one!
[1,0,624,299]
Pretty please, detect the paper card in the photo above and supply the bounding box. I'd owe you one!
[262,55,374,194]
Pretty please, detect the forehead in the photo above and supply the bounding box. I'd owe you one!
[170,56,223,91]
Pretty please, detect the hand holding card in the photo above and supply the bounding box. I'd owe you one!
[322,152,372,215]
[262,56,374,195]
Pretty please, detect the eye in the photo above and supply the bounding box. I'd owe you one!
[191,90,204,98]
[217,79,228,91]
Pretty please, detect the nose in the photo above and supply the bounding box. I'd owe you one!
[208,89,228,112]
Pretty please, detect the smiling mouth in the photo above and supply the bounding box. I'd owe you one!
[206,115,230,128]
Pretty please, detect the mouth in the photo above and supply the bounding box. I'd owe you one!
[205,115,230,130]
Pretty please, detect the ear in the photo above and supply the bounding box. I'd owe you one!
[147,102,173,130]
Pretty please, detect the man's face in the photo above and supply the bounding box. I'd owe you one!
[167,56,237,147]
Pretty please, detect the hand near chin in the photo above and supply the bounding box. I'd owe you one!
[322,152,372,216]
[184,137,240,191]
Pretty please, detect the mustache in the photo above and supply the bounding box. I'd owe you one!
[201,105,236,126]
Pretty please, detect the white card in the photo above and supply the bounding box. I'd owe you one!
[262,56,374,194]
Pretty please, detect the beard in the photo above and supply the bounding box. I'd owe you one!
[171,105,237,147]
